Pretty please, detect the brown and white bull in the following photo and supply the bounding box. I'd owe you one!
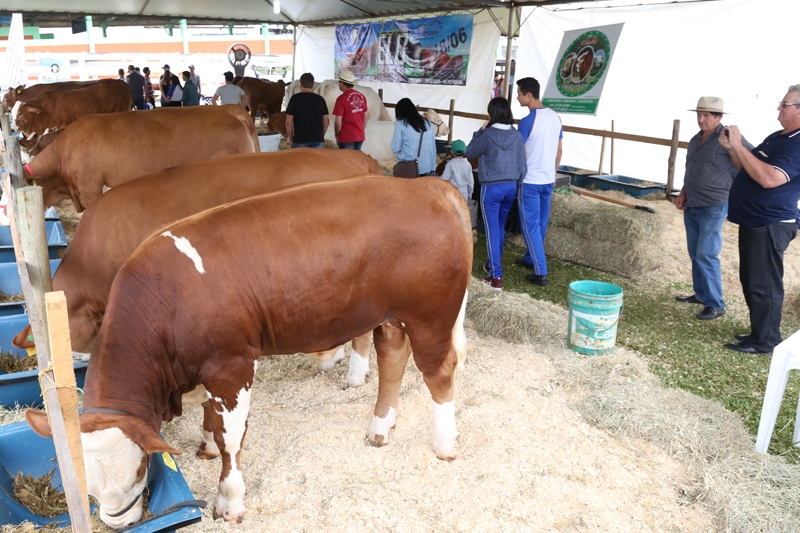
[3,80,109,111]
[26,176,472,528]
[22,105,259,211]
[19,129,62,157]
[15,80,133,136]
[14,149,381,386]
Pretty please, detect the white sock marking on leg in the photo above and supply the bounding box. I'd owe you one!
[368,407,396,443]
[346,347,370,388]
[432,400,457,458]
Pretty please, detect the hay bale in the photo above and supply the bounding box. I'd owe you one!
[546,193,665,277]
[545,226,660,277]
[467,278,566,344]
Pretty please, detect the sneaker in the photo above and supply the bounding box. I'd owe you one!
[514,258,534,269]
[483,260,491,276]
[482,276,502,290]
[525,273,548,286]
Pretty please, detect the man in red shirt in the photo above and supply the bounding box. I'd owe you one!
[333,70,369,150]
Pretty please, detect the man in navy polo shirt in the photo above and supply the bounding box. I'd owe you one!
[721,84,800,354]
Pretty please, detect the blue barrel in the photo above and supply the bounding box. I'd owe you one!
[567,280,624,355]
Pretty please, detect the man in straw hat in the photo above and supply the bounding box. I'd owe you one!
[720,85,800,354]
[675,96,752,321]
[333,70,368,150]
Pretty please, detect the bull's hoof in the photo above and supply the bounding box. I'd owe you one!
[367,434,386,447]
[196,449,219,460]
[436,453,456,463]
[196,442,220,460]
[212,510,245,524]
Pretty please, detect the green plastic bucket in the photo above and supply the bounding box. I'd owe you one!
[567,280,624,355]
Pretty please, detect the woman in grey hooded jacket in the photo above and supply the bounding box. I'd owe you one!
[466,97,527,291]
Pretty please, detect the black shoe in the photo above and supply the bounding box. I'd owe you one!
[676,294,703,304]
[735,333,751,341]
[696,306,725,320]
[525,273,548,286]
[724,340,772,355]
[514,258,534,269]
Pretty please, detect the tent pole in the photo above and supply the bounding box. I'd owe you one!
[291,24,298,82]
[502,5,514,99]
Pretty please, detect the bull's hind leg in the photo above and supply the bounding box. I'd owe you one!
[368,324,411,446]
[206,359,257,524]
[346,331,372,388]
[181,385,220,459]
[413,335,460,462]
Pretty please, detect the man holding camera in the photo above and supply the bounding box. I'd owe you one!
[721,86,800,354]
[675,97,752,320]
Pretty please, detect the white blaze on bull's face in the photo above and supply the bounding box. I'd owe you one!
[161,231,206,275]
[82,428,148,529]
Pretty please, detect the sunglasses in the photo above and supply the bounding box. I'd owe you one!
[779,101,800,108]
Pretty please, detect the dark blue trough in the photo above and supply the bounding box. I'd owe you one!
[572,174,666,197]
[0,260,61,317]
[0,314,88,408]
[43,207,59,221]
[0,421,203,531]
[0,222,67,262]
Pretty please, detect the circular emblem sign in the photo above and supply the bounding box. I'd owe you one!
[555,30,610,97]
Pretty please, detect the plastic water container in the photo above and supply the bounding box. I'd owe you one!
[258,132,280,152]
[567,280,624,355]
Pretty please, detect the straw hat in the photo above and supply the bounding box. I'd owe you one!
[688,96,726,114]
[338,70,355,84]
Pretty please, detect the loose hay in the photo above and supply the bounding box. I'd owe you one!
[0,291,23,303]
[0,352,38,374]
[13,469,67,518]
[470,284,800,532]
[544,192,665,277]
[467,277,565,344]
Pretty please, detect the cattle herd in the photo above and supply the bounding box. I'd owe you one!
[2,78,473,529]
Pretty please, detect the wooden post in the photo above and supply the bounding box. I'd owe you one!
[46,291,90,520]
[666,119,681,196]
[598,135,607,175]
[610,120,615,175]
[2,131,25,191]
[17,188,53,322]
[4,178,92,533]
[448,99,455,145]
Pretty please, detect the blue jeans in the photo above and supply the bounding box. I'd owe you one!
[338,141,363,150]
[518,182,554,276]
[481,182,517,279]
[292,141,325,148]
[684,203,728,308]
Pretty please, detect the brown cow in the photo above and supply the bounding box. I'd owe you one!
[26,176,472,528]
[15,80,133,136]
[266,111,287,136]
[14,149,381,369]
[22,105,259,211]
[236,77,285,120]
[3,80,109,111]
[19,129,62,157]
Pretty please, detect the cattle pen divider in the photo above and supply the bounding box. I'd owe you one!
[0,112,92,532]
[377,91,688,197]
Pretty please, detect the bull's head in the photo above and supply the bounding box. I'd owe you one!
[25,410,180,530]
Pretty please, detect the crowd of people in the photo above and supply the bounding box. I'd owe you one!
[117,63,800,355]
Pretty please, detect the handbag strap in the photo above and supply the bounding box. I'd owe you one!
[415,125,425,161]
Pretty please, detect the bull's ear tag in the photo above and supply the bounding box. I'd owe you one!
[26,346,36,356]
[162,452,177,472]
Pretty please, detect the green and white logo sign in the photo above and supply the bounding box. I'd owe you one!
[543,23,624,115]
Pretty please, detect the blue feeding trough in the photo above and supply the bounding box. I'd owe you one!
[0,260,61,317]
[0,421,204,531]
[0,221,67,262]
[572,174,666,198]
[0,314,88,408]
[43,207,59,221]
